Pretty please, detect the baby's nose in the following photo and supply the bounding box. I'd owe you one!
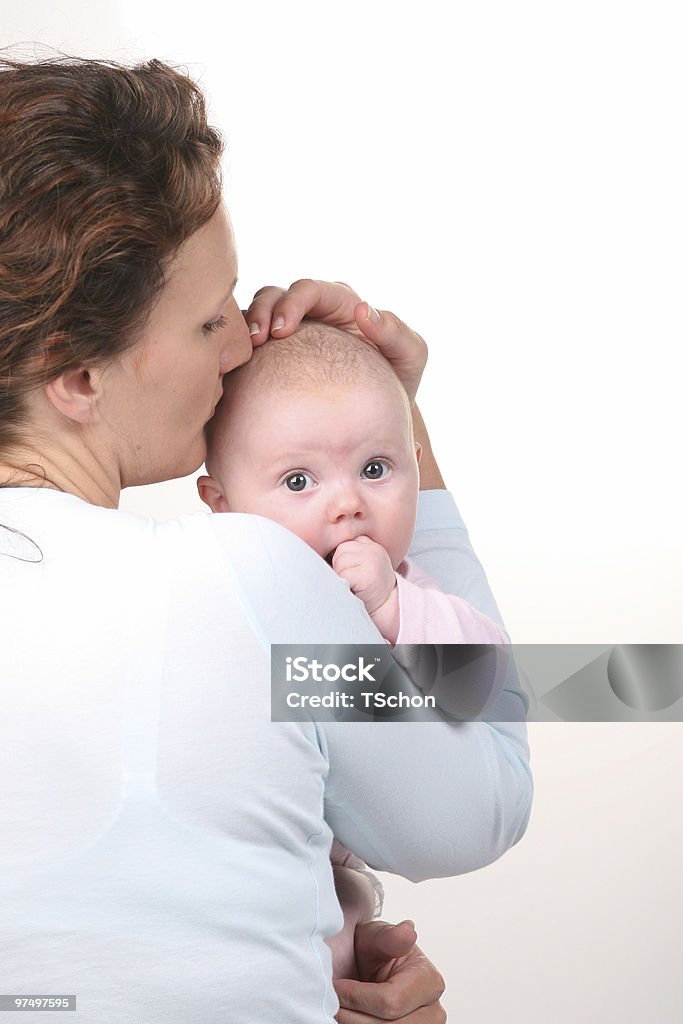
[329,485,364,522]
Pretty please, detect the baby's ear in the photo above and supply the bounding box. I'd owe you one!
[197,474,230,513]
[414,441,423,464]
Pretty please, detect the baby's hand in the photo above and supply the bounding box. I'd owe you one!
[332,538,399,644]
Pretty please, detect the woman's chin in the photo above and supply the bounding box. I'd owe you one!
[149,442,207,485]
[181,437,208,477]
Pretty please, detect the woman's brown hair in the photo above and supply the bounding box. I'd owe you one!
[0,52,224,456]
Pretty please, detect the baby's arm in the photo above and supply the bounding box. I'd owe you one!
[326,839,380,981]
[332,539,509,717]
[392,559,510,717]
[395,557,507,646]
[331,537,506,648]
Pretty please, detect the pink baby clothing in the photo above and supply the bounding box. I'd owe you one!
[395,557,508,647]
[387,557,510,719]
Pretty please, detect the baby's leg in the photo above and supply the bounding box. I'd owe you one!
[326,862,376,980]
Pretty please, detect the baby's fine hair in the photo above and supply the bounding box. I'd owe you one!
[224,320,407,400]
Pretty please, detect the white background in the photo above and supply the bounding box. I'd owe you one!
[2,2,682,1020]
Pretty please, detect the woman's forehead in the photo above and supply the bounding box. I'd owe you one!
[164,207,237,301]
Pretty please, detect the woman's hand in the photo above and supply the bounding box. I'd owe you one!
[335,920,446,1024]
[244,280,428,404]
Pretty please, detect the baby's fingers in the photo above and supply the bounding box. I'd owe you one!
[330,551,362,577]
[331,537,373,570]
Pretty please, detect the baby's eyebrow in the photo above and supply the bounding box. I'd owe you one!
[270,451,308,463]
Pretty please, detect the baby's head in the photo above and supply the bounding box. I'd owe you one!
[198,322,421,569]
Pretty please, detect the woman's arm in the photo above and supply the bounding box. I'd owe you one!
[245,283,532,781]
[214,511,532,881]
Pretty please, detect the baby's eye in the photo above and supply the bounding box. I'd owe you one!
[284,472,313,492]
[362,460,389,480]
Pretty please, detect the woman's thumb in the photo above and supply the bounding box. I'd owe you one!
[354,919,418,968]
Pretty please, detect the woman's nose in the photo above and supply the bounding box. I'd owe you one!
[219,302,252,374]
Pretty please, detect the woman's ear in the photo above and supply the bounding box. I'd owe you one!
[197,474,231,513]
[415,441,422,464]
[44,368,99,424]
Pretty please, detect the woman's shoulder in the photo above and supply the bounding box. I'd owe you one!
[156,510,339,595]
[180,511,380,646]
[163,509,323,566]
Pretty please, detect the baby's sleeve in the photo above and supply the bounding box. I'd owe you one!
[389,562,510,718]
[395,559,508,646]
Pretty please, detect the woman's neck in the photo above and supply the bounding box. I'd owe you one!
[0,443,121,508]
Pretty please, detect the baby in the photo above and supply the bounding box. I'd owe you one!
[198,321,509,976]
[198,320,507,652]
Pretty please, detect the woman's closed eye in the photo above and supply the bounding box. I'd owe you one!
[362,460,390,480]
[203,314,228,334]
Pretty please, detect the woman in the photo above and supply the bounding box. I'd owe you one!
[0,55,531,1022]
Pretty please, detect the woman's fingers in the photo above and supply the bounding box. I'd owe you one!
[271,279,364,335]
[245,280,429,401]
[242,285,287,347]
[335,961,447,1024]
[336,1002,447,1024]
[334,921,446,1022]
[352,305,428,405]
[244,279,365,343]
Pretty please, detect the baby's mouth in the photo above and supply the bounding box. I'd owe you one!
[325,548,336,567]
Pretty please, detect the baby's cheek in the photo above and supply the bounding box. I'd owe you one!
[391,513,417,567]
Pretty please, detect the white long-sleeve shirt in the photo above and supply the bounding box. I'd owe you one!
[0,487,531,1023]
